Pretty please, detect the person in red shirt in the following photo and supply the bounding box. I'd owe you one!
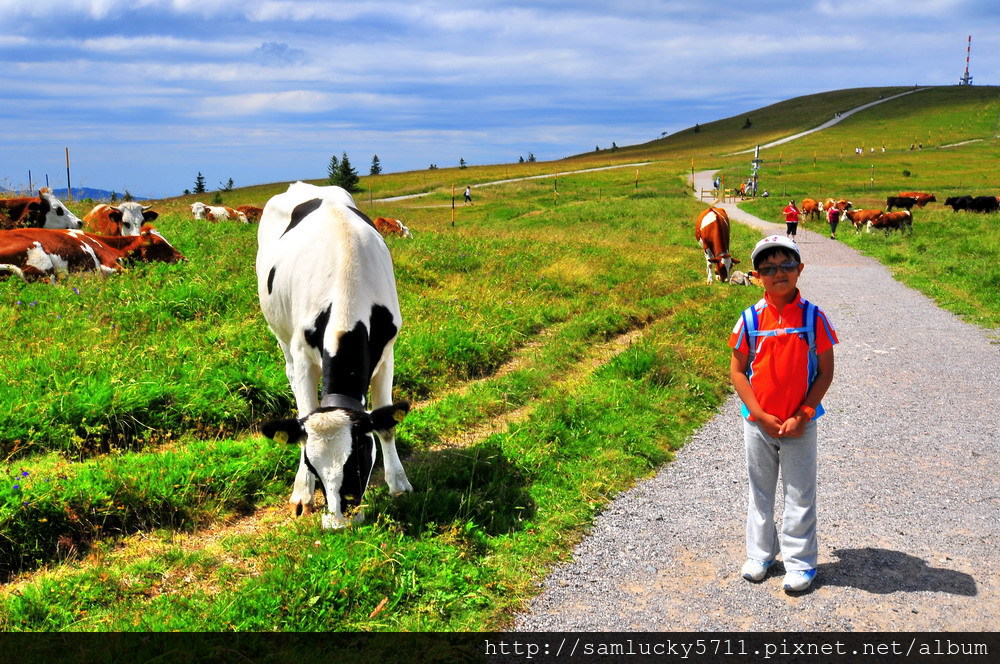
[729,235,838,593]
[782,200,800,239]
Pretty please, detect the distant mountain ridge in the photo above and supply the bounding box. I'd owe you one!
[2,186,154,201]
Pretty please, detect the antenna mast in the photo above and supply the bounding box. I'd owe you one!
[959,35,973,85]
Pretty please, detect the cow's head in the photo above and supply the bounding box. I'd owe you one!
[37,189,83,230]
[261,400,410,528]
[190,202,207,219]
[709,253,739,282]
[126,228,186,263]
[113,202,158,236]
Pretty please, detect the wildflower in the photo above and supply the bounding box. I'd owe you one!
[73,287,80,295]
[20,471,29,477]
[12,485,19,491]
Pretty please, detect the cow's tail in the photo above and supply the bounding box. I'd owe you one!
[0,264,28,283]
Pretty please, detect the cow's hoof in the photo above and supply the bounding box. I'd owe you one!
[290,500,314,517]
[321,513,350,530]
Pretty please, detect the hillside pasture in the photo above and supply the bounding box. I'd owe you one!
[1,85,999,631]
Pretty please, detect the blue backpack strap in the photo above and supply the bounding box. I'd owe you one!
[741,299,764,370]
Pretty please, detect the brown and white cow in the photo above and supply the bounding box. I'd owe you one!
[898,192,936,207]
[695,206,738,284]
[842,208,884,232]
[191,202,249,223]
[0,188,83,230]
[822,198,852,212]
[255,182,411,529]
[83,202,158,236]
[800,198,821,221]
[373,217,412,238]
[868,210,912,235]
[236,205,264,223]
[0,227,185,283]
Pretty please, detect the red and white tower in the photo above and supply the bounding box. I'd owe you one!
[959,35,973,85]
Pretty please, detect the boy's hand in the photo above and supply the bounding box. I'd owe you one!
[757,413,785,438]
[778,411,810,438]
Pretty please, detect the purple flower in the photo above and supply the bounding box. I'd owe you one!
[12,485,19,491]
[20,471,29,477]
[73,287,80,294]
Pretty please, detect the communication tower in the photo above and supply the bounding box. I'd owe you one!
[959,35,973,85]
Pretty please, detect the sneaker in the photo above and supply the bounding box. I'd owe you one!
[783,568,817,592]
[741,558,776,582]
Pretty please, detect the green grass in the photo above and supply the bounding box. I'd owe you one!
[1,84,999,631]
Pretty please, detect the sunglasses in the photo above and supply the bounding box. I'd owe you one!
[756,261,800,277]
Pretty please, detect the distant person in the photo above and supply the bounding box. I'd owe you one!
[783,200,800,239]
[826,203,840,239]
[464,186,473,205]
[729,235,838,593]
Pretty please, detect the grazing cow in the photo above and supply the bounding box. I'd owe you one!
[968,195,999,213]
[823,198,852,212]
[885,196,918,211]
[695,206,738,284]
[800,198,821,221]
[898,192,936,207]
[373,217,412,238]
[236,205,264,223]
[190,202,249,223]
[255,182,411,529]
[868,210,912,235]
[0,227,185,283]
[83,202,158,236]
[944,196,973,212]
[842,208,884,232]
[0,188,83,230]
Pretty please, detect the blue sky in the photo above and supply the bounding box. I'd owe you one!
[2,0,997,199]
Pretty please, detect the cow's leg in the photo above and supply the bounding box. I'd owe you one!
[282,340,321,515]
[370,348,413,495]
[703,250,715,284]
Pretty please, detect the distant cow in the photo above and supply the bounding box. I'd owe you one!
[968,196,999,213]
[236,205,264,223]
[868,210,912,235]
[0,227,185,283]
[695,206,738,284]
[373,217,412,238]
[191,202,249,223]
[842,209,884,232]
[800,198,821,221]
[255,182,411,529]
[823,198,852,212]
[898,192,936,207]
[885,196,917,211]
[0,188,83,230]
[944,196,973,212]
[83,202,158,236]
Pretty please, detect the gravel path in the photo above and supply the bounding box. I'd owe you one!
[514,172,1000,631]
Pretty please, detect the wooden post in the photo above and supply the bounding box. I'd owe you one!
[554,179,558,204]
[451,184,455,227]
[635,168,639,190]
[65,148,72,201]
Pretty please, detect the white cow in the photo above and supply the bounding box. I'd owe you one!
[190,201,248,223]
[255,182,411,529]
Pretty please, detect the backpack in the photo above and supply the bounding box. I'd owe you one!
[740,298,823,418]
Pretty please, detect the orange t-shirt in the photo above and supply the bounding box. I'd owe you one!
[729,292,838,421]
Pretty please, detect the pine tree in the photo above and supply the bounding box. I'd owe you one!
[370,155,382,176]
[327,155,340,184]
[330,152,361,192]
[459,158,467,169]
[194,172,207,194]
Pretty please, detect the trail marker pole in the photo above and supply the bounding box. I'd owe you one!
[451,184,455,226]
[65,148,72,201]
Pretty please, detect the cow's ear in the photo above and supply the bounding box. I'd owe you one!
[365,401,411,433]
[261,418,306,445]
[109,210,124,224]
[143,210,159,222]
[731,258,741,264]
[708,257,722,264]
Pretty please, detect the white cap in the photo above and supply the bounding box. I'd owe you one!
[751,235,800,267]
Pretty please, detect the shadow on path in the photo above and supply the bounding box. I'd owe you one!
[818,548,977,596]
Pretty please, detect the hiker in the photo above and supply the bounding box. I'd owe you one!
[826,203,840,240]
[464,186,473,205]
[783,200,800,239]
[728,235,838,593]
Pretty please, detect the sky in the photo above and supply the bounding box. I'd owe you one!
[1,1,997,199]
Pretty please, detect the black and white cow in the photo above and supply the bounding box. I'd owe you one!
[255,181,411,529]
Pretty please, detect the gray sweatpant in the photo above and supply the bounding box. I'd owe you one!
[744,418,818,572]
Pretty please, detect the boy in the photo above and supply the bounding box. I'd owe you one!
[728,235,838,593]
